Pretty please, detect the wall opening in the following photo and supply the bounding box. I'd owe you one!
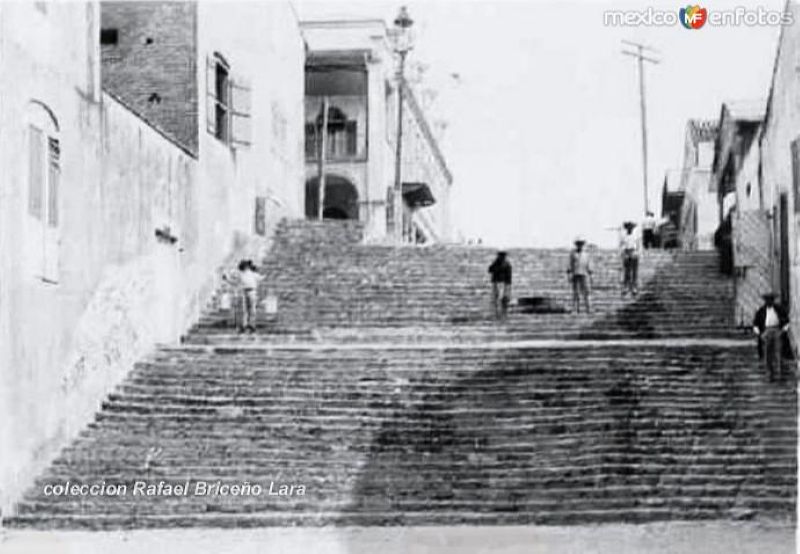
[305,175,359,220]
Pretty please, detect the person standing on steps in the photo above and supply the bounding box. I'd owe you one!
[488,251,512,320]
[224,259,264,333]
[752,292,790,382]
[239,260,264,333]
[567,237,592,314]
[620,221,640,297]
[642,211,657,249]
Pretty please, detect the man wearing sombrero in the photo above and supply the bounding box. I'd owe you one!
[620,221,640,297]
[752,292,790,381]
[567,237,592,314]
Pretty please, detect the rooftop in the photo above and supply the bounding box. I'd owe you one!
[723,99,767,123]
[686,119,718,145]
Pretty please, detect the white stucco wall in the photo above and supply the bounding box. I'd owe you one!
[0,1,305,515]
[760,2,800,333]
[0,1,103,515]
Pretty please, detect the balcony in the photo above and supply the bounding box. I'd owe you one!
[305,104,367,163]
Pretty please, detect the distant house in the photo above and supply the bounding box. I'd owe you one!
[712,101,765,221]
[677,120,719,249]
[658,120,717,249]
[301,20,453,244]
[660,170,684,248]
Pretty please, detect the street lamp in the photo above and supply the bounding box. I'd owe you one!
[392,6,414,243]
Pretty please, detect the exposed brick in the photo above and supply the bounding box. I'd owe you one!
[101,2,198,154]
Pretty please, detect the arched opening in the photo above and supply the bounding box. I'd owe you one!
[26,100,61,282]
[305,175,359,220]
[323,206,349,220]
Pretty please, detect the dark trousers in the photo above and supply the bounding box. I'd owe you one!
[492,281,511,319]
[571,275,591,313]
[761,328,783,380]
[237,288,258,330]
[643,229,656,249]
[622,252,639,294]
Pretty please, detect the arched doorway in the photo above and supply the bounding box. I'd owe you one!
[305,175,359,220]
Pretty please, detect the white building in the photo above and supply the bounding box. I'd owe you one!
[301,19,453,244]
[0,0,305,514]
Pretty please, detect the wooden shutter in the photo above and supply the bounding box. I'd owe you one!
[42,136,61,282]
[255,196,266,236]
[230,77,252,147]
[47,137,60,227]
[28,125,44,220]
[205,55,217,136]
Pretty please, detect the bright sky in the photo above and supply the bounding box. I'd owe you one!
[294,0,784,247]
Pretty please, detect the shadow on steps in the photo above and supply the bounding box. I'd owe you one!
[336,345,796,526]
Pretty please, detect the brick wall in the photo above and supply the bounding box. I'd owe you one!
[733,209,772,327]
[101,2,198,154]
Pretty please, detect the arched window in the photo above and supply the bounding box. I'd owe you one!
[27,100,60,283]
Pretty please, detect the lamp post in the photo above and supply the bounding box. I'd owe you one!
[392,6,413,243]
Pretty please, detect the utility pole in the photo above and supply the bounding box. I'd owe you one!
[317,96,329,220]
[622,40,660,216]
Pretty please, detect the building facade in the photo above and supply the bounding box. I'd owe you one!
[0,1,305,514]
[301,19,453,244]
[722,2,800,344]
[757,1,800,339]
[673,120,718,250]
[712,102,765,220]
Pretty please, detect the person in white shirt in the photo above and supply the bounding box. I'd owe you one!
[752,292,790,381]
[567,237,593,314]
[620,221,640,297]
[224,260,264,333]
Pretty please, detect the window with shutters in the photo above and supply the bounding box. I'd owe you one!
[214,61,230,142]
[26,101,61,283]
[206,52,251,148]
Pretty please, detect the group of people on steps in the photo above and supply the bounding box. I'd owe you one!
[218,225,792,382]
[488,221,793,382]
[488,219,645,319]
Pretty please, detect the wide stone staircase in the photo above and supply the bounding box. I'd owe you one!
[7,219,796,530]
[190,220,741,343]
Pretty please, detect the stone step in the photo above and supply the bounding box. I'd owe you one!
[8,505,794,530]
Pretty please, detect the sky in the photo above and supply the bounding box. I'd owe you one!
[294,0,785,247]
